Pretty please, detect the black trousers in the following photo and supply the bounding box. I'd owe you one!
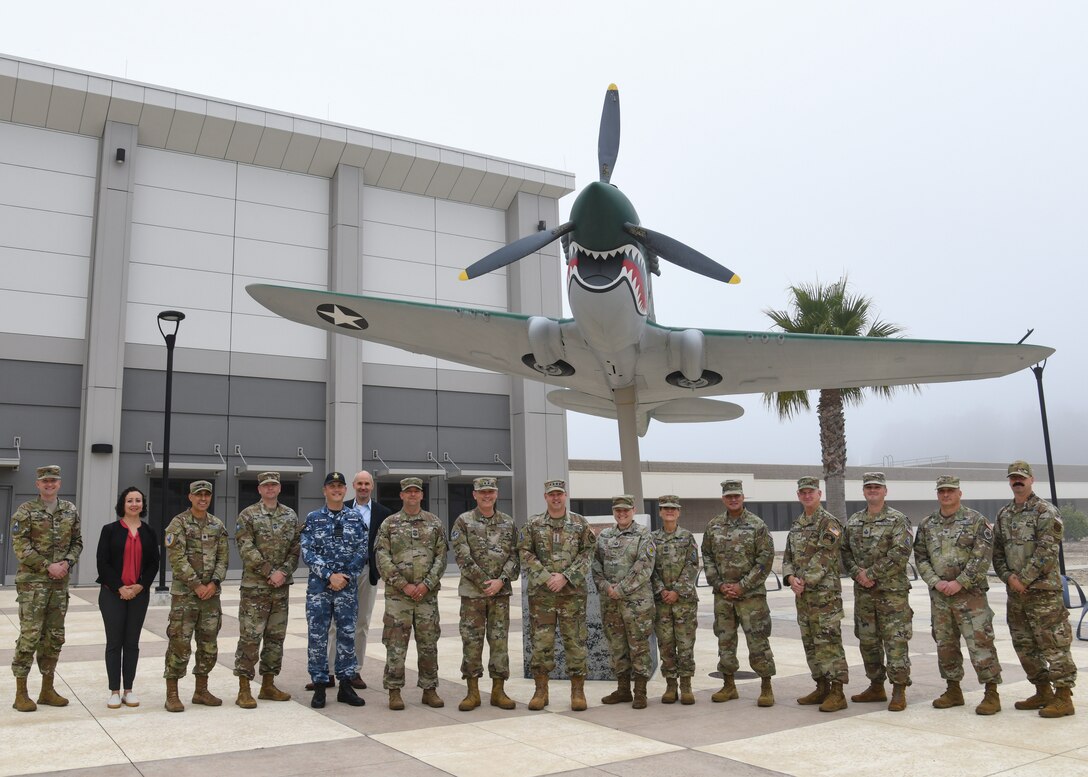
[99,585,150,691]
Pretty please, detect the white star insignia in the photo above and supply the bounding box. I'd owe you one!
[316,304,367,330]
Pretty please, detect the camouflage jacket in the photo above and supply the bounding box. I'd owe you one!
[650,527,700,602]
[782,506,844,593]
[993,493,1062,591]
[519,510,595,596]
[451,508,520,598]
[165,510,228,596]
[301,505,368,582]
[701,509,773,598]
[11,497,82,585]
[235,501,301,588]
[914,506,993,592]
[592,522,655,598]
[842,505,913,592]
[376,509,447,597]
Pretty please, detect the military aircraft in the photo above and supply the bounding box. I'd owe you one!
[248,84,1053,505]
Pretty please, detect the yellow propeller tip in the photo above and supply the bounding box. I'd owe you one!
[607,83,618,91]
[458,270,470,281]
[729,275,741,285]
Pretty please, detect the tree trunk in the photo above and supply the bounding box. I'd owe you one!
[818,389,848,521]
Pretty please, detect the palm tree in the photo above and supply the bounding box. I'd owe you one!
[762,276,914,522]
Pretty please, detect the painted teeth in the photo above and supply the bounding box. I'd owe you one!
[568,240,645,265]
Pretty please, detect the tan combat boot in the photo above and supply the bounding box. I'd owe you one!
[528,674,549,710]
[37,673,69,707]
[13,677,37,712]
[819,681,848,712]
[679,676,696,705]
[888,683,907,712]
[932,680,964,709]
[602,672,633,704]
[1039,687,1074,718]
[975,682,1001,715]
[490,678,516,710]
[570,676,587,711]
[388,688,405,710]
[797,678,829,705]
[632,675,648,709]
[661,677,678,704]
[1015,681,1054,710]
[712,674,739,703]
[191,674,222,706]
[235,676,257,709]
[850,681,887,703]
[165,678,185,713]
[258,673,291,701]
[458,677,481,711]
[757,677,775,707]
[421,687,445,708]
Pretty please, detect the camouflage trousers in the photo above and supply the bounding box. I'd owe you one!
[1007,589,1076,688]
[601,592,655,678]
[234,585,290,679]
[795,589,848,684]
[164,592,222,679]
[928,588,1001,684]
[459,595,511,679]
[12,582,69,678]
[527,592,587,676]
[655,599,698,678]
[383,592,440,690]
[853,587,913,686]
[714,593,776,678]
[305,575,358,683]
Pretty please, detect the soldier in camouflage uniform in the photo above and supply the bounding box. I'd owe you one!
[994,460,1076,718]
[301,471,367,709]
[702,480,776,708]
[841,472,913,712]
[451,476,520,712]
[163,480,228,712]
[783,476,849,712]
[914,475,1003,715]
[10,465,82,713]
[518,478,596,712]
[376,477,448,710]
[651,495,699,705]
[594,495,656,709]
[232,472,300,708]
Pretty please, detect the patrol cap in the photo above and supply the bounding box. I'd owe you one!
[936,475,960,490]
[400,477,424,491]
[472,476,498,491]
[544,479,566,494]
[323,471,347,486]
[1007,460,1033,478]
[35,465,61,480]
[797,476,820,491]
[189,480,213,494]
[258,471,281,486]
[862,472,886,486]
[658,495,682,508]
[721,479,744,496]
[612,494,634,510]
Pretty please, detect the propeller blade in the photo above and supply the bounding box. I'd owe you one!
[459,221,575,280]
[623,223,740,285]
[598,84,620,183]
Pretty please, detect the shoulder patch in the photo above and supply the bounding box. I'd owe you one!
[450,529,460,541]
[826,523,841,538]
[982,524,994,542]
[11,520,19,533]
[165,533,175,547]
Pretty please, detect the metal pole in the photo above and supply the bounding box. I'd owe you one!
[1031,361,1065,575]
[157,332,175,592]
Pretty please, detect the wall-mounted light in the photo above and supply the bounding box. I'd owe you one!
[90,443,113,454]
[537,220,547,231]
[115,147,126,164]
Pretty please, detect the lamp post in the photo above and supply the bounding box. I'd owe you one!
[156,310,185,592]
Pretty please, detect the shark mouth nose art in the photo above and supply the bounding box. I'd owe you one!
[567,240,648,315]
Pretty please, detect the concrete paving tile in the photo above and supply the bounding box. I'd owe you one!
[598,749,789,777]
[423,741,584,777]
[997,757,1088,777]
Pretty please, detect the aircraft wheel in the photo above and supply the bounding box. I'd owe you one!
[666,370,721,389]
[522,354,575,377]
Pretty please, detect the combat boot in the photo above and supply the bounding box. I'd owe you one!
[528,674,549,710]
[164,678,185,713]
[258,673,291,701]
[337,683,365,706]
[796,678,829,705]
[459,677,481,711]
[422,687,445,708]
[13,677,36,712]
[490,678,516,710]
[757,677,774,708]
[1015,681,1054,710]
[570,676,587,711]
[602,672,633,704]
[712,674,739,703]
[311,685,326,709]
[37,673,68,707]
[632,675,648,709]
[661,677,678,704]
[850,681,886,703]
[819,681,848,712]
[679,676,696,705]
[975,682,1001,715]
[932,680,964,709]
[235,676,257,709]
[191,674,222,706]
[1039,686,1075,718]
[388,688,405,710]
[888,683,907,712]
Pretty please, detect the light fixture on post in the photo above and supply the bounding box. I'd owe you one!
[156,310,185,592]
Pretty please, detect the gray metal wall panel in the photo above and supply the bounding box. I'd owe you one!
[227,376,325,421]
[122,369,229,414]
[437,391,509,430]
[0,359,82,405]
[362,386,438,426]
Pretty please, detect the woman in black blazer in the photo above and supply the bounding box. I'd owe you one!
[96,486,159,709]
